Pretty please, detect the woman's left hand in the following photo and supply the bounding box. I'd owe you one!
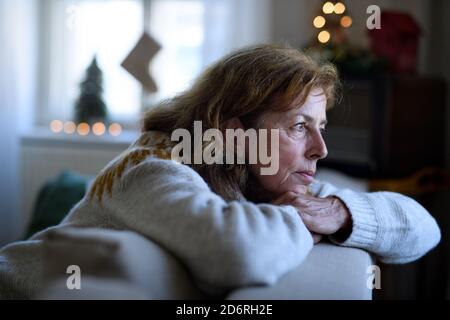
[273,191,352,236]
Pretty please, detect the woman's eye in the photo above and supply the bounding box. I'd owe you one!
[320,127,327,133]
[295,122,306,132]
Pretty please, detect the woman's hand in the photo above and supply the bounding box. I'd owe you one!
[310,232,323,244]
[272,191,352,242]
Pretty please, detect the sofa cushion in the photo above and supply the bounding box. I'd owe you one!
[226,241,374,300]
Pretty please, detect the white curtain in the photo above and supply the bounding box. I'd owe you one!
[0,0,37,245]
[202,0,272,66]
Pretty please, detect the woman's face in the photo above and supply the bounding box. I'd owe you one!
[249,88,328,197]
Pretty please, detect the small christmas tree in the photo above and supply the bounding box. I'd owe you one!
[74,56,108,124]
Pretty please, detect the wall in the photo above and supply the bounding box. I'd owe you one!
[429,0,450,170]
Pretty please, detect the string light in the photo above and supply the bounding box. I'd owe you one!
[322,2,334,14]
[313,16,326,28]
[50,120,63,133]
[77,123,90,136]
[63,121,76,134]
[340,15,353,28]
[318,30,331,43]
[51,121,122,137]
[334,2,346,14]
[313,1,352,44]
[109,123,122,137]
[92,122,106,136]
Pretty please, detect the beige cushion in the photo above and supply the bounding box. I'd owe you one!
[227,242,374,300]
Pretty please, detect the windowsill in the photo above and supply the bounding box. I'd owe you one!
[21,126,140,149]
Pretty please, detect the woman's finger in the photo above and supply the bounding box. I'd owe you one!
[311,232,323,244]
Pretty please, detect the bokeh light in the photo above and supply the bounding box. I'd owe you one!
[92,122,106,136]
[340,15,353,28]
[322,2,334,14]
[313,16,326,28]
[77,123,90,136]
[318,30,331,43]
[334,2,346,14]
[63,121,76,134]
[109,123,122,136]
[50,120,63,133]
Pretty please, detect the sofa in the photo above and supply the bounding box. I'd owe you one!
[35,227,374,300]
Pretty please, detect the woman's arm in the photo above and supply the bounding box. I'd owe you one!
[102,158,313,294]
[309,180,441,264]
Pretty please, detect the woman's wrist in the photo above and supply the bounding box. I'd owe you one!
[331,196,353,241]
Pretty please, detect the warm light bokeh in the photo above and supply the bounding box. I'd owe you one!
[313,16,326,28]
[63,121,76,134]
[109,123,122,136]
[50,120,63,133]
[92,122,106,136]
[318,30,331,43]
[322,2,334,14]
[334,2,346,14]
[77,123,90,136]
[340,15,353,28]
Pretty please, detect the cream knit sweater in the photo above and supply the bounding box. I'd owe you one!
[0,131,441,298]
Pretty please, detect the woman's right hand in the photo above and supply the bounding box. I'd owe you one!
[272,191,331,245]
[272,191,324,244]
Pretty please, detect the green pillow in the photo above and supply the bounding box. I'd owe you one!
[25,170,91,239]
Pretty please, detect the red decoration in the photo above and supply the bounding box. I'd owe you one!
[368,11,421,74]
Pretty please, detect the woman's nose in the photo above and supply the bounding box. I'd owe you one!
[306,130,328,160]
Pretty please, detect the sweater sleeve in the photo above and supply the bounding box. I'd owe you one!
[102,158,313,294]
[310,180,441,264]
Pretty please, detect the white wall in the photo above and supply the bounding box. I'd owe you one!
[202,0,273,66]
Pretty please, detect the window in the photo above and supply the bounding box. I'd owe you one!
[148,0,204,103]
[67,0,144,121]
[38,0,270,129]
[39,0,204,127]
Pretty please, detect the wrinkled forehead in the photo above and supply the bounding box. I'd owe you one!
[290,87,327,107]
[249,87,328,128]
[267,89,327,125]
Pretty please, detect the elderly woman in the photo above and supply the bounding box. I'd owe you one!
[0,44,441,298]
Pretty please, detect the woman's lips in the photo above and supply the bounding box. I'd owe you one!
[295,171,315,183]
